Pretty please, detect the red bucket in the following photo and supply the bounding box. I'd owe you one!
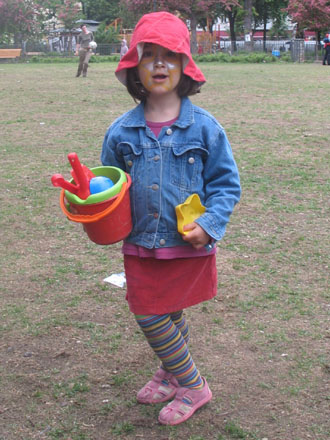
[60,174,132,245]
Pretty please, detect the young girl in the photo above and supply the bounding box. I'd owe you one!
[101,11,241,426]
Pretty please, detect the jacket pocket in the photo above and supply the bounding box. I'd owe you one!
[116,142,142,180]
[170,144,208,191]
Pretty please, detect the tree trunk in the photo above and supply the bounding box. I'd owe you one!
[68,33,73,52]
[190,14,198,54]
[244,0,253,52]
[263,12,267,52]
[227,12,237,53]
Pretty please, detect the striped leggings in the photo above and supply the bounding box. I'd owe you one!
[135,311,203,389]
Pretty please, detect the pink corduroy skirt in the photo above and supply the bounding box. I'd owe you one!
[124,254,217,315]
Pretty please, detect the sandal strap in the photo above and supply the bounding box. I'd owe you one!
[137,368,179,404]
[158,377,212,425]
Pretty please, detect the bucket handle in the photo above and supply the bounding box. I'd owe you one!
[60,181,128,224]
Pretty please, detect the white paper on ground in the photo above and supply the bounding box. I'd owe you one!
[103,272,126,288]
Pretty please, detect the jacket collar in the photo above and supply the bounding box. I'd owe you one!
[121,97,194,130]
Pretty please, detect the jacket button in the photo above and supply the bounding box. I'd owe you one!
[154,155,160,161]
[188,157,195,164]
[151,184,159,190]
[127,160,133,167]
[159,239,166,245]
[166,128,172,135]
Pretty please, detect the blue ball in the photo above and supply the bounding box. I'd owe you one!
[89,176,114,194]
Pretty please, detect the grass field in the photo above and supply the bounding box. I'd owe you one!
[0,61,329,440]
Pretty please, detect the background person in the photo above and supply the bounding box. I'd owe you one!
[75,24,94,77]
[325,41,330,65]
[323,34,330,65]
[120,39,128,59]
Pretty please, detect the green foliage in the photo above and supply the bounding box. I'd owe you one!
[81,0,120,23]
[27,53,118,63]
[94,22,120,44]
[28,54,77,63]
[0,33,12,44]
[268,9,291,39]
[280,52,292,62]
[27,51,292,64]
[194,51,291,63]
[90,54,120,62]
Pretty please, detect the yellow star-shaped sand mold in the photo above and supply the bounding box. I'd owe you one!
[175,194,206,235]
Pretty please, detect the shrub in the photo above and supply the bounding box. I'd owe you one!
[90,54,120,63]
[27,51,291,64]
[193,51,291,63]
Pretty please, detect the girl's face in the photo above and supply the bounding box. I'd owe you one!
[137,43,182,95]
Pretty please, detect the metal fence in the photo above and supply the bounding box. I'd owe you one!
[220,39,323,63]
[0,42,121,56]
[0,39,324,62]
[199,38,323,62]
[95,43,121,55]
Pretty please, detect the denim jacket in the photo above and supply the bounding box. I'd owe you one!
[101,97,241,249]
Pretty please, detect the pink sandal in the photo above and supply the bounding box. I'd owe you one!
[137,368,179,404]
[158,377,212,425]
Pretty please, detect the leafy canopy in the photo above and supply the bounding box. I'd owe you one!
[286,0,330,31]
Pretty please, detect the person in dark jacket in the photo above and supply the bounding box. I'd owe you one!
[323,34,330,65]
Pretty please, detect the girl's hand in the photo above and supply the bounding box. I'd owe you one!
[181,222,210,249]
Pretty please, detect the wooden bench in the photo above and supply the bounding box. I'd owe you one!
[0,49,22,59]
[26,52,43,56]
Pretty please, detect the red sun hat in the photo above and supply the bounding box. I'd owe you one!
[115,11,206,86]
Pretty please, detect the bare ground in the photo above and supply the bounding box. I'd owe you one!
[0,62,329,440]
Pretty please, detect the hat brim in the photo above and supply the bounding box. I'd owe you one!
[116,43,205,86]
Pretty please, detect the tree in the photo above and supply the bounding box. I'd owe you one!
[80,0,121,23]
[57,0,82,51]
[286,0,330,39]
[94,21,120,43]
[120,0,239,53]
[57,0,82,29]
[0,0,43,45]
[39,0,65,31]
[213,0,244,52]
[244,0,253,50]
[254,0,289,51]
